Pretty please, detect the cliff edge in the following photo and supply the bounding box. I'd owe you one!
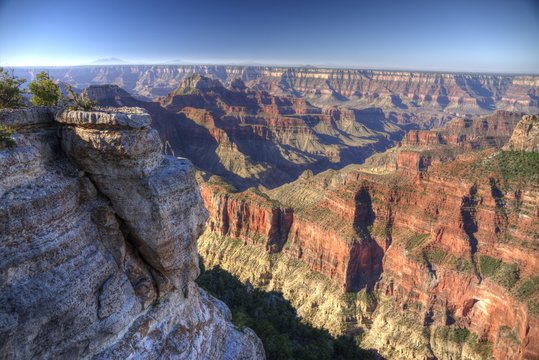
[0,107,265,359]
[503,114,539,152]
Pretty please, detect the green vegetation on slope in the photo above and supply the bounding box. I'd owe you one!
[66,84,96,111]
[435,327,493,360]
[513,276,539,315]
[471,151,539,187]
[197,264,374,360]
[404,233,429,251]
[479,255,502,277]
[0,124,16,148]
[479,255,520,290]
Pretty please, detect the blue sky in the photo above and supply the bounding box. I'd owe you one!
[1,0,538,73]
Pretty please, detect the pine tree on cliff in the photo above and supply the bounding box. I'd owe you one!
[0,67,25,108]
[28,71,62,106]
[66,84,96,111]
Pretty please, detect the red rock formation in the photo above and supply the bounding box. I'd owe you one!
[201,146,539,358]
[201,183,293,253]
[393,111,525,175]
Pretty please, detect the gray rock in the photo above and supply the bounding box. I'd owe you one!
[503,114,539,152]
[0,107,265,360]
[56,107,151,129]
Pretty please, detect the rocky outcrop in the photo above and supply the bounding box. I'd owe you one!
[200,176,385,294]
[376,111,526,175]
[0,108,265,359]
[503,115,539,152]
[401,110,523,148]
[81,85,142,107]
[201,183,293,253]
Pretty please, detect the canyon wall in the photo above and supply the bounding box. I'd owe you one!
[13,66,539,116]
[0,107,265,359]
[504,115,539,152]
[361,110,525,175]
[82,80,407,190]
[198,115,539,359]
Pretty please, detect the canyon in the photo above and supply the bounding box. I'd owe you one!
[13,65,539,119]
[197,114,539,359]
[0,107,264,359]
[2,65,538,360]
[76,74,538,359]
[81,77,408,190]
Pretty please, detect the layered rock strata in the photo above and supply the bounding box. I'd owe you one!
[13,66,539,115]
[504,114,539,152]
[362,110,525,175]
[198,115,539,359]
[0,107,264,359]
[83,80,407,190]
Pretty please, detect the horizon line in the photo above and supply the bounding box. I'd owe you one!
[2,63,539,77]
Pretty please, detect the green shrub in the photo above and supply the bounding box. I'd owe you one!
[452,256,473,273]
[436,326,471,344]
[452,327,471,344]
[514,276,539,300]
[479,255,520,290]
[493,263,519,289]
[66,85,96,111]
[466,333,493,359]
[0,67,25,108]
[28,71,62,106]
[424,249,447,264]
[498,325,520,345]
[0,124,16,148]
[405,233,429,251]
[479,255,501,277]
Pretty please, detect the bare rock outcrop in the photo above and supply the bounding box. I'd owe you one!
[0,107,265,359]
[503,114,539,152]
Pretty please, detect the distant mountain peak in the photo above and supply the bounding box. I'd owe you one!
[91,57,127,65]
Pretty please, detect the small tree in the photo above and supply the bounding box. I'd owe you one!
[0,67,26,108]
[0,124,16,148]
[66,85,96,111]
[28,71,62,106]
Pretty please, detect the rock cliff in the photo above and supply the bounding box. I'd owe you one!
[13,66,539,116]
[362,110,525,175]
[83,80,407,190]
[504,115,539,152]
[198,115,539,359]
[0,107,265,359]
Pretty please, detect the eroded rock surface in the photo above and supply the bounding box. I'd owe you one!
[0,108,265,359]
[198,114,539,360]
[504,114,539,152]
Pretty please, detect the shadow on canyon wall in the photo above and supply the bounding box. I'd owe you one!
[197,261,382,360]
[348,187,385,292]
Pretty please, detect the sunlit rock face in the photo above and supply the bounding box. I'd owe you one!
[0,107,265,359]
[503,114,539,152]
[198,114,539,360]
